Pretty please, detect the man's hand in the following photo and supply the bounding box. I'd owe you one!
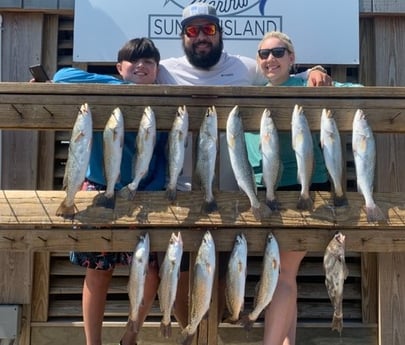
[307,66,332,86]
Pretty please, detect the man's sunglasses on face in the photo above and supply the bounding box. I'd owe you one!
[184,24,217,38]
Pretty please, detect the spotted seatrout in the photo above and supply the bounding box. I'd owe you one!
[352,109,385,222]
[158,232,183,338]
[127,233,150,333]
[323,231,349,334]
[260,108,281,210]
[195,106,218,213]
[241,233,280,331]
[180,231,216,345]
[226,105,271,221]
[225,233,248,323]
[291,104,314,210]
[119,106,156,200]
[56,103,92,219]
[166,105,189,202]
[95,107,124,209]
[320,108,348,207]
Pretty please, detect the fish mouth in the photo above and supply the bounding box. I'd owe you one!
[334,231,345,243]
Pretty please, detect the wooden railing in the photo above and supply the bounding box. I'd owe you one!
[0,83,404,345]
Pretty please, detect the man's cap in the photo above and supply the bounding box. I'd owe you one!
[181,3,219,28]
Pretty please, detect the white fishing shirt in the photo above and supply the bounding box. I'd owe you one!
[157,51,268,86]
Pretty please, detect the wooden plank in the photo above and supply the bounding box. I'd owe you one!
[0,85,404,132]
[361,253,378,324]
[29,323,377,345]
[378,253,405,345]
[1,13,43,189]
[0,251,32,303]
[31,252,50,322]
[373,0,405,13]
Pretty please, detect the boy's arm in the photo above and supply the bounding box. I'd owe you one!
[53,67,128,84]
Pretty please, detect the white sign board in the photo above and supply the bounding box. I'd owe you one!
[73,0,359,64]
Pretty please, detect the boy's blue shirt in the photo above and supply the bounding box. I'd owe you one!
[53,67,167,190]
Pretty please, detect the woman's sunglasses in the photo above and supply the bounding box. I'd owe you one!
[184,24,217,38]
[258,47,288,59]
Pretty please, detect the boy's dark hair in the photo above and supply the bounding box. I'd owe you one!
[117,38,160,64]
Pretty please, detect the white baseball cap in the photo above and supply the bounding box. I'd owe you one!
[181,3,219,28]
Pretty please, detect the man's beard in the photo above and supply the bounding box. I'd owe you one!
[183,37,223,69]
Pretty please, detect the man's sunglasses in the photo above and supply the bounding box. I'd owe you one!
[184,24,217,38]
[257,47,288,59]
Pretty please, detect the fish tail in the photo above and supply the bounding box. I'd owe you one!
[240,314,254,331]
[296,195,313,211]
[94,192,116,209]
[179,329,195,345]
[333,194,349,207]
[252,203,272,221]
[331,312,343,334]
[266,198,281,211]
[166,187,177,202]
[201,199,218,214]
[126,318,140,333]
[55,199,75,219]
[160,321,172,338]
[366,204,386,223]
[118,185,136,201]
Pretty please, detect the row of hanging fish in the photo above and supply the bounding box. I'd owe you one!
[56,103,385,223]
[231,104,385,223]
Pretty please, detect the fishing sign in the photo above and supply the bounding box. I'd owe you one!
[74,0,359,64]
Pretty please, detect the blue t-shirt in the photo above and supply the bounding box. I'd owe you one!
[245,76,362,188]
[53,67,167,191]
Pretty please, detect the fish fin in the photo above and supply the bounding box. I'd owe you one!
[240,314,254,332]
[201,199,218,214]
[94,192,116,209]
[160,321,172,338]
[55,199,76,219]
[166,187,177,202]
[266,198,281,211]
[331,312,343,334]
[252,202,272,221]
[118,185,136,201]
[365,204,386,223]
[127,318,140,333]
[179,328,195,345]
[333,193,349,207]
[297,195,313,211]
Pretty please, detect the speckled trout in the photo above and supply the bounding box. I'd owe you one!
[195,106,218,213]
[56,103,92,219]
[320,108,348,207]
[260,108,282,211]
[166,105,189,202]
[158,232,183,338]
[180,231,216,345]
[127,233,150,333]
[241,233,280,331]
[95,107,124,209]
[291,104,314,210]
[225,233,247,323]
[119,106,156,200]
[352,109,385,222]
[227,105,271,221]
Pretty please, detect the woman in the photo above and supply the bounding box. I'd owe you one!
[250,31,360,345]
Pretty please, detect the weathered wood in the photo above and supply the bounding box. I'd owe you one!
[0,251,32,303]
[31,252,50,322]
[0,190,404,252]
[0,84,404,132]
[361,253,378,324]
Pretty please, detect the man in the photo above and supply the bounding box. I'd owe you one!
[156,4,331,342]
